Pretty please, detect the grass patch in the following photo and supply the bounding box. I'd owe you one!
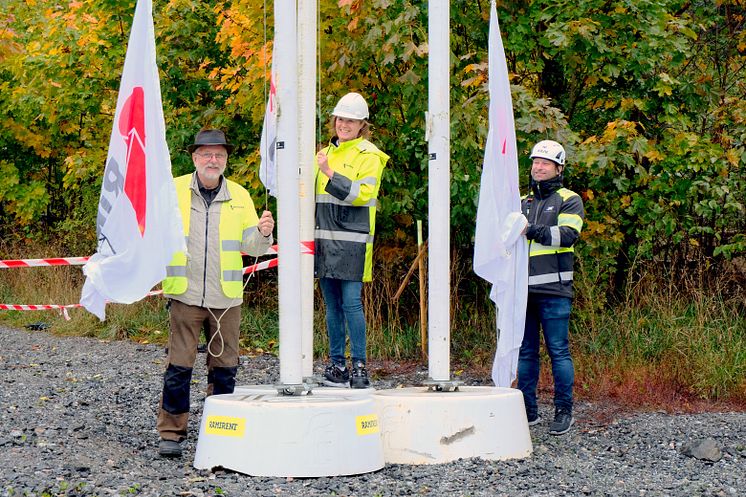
[1,241,744,404]
[572,268,746,405]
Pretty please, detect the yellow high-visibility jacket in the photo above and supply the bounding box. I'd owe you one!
[314,137,389,282]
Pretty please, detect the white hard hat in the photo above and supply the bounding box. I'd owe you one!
[530,140,566,166]
[332,92,369,120]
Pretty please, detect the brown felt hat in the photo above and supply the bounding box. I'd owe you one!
[187,129,234,154]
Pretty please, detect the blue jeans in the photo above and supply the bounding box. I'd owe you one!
[319,278,366,366]
[517,295,574,414]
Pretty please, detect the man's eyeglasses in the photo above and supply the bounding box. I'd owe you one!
[194,152,228,161]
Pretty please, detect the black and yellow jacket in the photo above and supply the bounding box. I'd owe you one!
[314,137,389,282]
[521,175,584,298]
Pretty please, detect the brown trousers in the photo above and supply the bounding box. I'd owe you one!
[156,300,241,441]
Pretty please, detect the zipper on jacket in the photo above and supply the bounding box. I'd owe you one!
[526,197,535,254]
[201,197,210,308]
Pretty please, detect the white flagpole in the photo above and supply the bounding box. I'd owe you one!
[427,0,451,383]
[275,0,303,386]
[297,0,317,380]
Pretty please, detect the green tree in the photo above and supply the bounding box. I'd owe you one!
[1,0,743,296]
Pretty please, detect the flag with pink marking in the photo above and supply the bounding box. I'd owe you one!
[81,0,185,320]
[473,2,529,387]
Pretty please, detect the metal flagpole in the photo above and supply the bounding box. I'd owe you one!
[297,0,317,381]
[426,0,453,386]
[275,0,304,390]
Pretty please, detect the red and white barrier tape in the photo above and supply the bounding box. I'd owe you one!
[0,303,79,320]
[0,290,165,320]
[0,241,314,269]
[243,257,278,274]
[260,241,315,256]
[0,257,90,268]
[1,256,279,319]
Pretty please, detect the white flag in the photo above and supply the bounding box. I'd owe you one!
[80,0,185,320]
[473,2,529,387]
[259,75,278,197]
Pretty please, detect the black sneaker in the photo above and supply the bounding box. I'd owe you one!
[323,363,350,388]
[526,412,542,426]
[350,361,370,389]
[158,439,182,457]
[548,408,574,435]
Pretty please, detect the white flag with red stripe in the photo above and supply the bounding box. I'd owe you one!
[80,0,185,320]
[259,74,278,197]
[473,2,529,387]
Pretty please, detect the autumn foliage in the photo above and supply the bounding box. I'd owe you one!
[1,1,745,399]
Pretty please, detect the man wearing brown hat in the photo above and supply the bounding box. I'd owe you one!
[156,129,275,457]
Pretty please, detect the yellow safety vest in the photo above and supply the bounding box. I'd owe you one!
[163,175,258,298]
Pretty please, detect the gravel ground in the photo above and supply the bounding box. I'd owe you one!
[1,325,744,497]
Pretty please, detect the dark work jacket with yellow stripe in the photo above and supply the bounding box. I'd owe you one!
[314,137,389,282]
[521,175,584,299]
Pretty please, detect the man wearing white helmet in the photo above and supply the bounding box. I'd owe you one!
[314,92,389,388]
[518,139,584,435]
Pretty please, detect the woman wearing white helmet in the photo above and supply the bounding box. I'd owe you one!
[519,139,584,435]
[314,92,390,388]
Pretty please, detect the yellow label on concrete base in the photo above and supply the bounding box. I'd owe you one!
[205,416,246,437]
[356,414,379,435]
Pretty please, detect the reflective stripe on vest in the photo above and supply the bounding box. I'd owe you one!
[316,193,377,208]
[550,226,561,247]
[222,240,242,251]
[558,212,583,232]
[528,271,574,286]
[343,176,378,203]
[166,266,187,277]
[315,229,373,244]
[223,269,244,282]
[529,243,575,257]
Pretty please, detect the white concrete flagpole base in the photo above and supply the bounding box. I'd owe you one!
[234,384,376,397]
[373,386,532,464]
[194,391,384,477]
[310,386,377,396]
